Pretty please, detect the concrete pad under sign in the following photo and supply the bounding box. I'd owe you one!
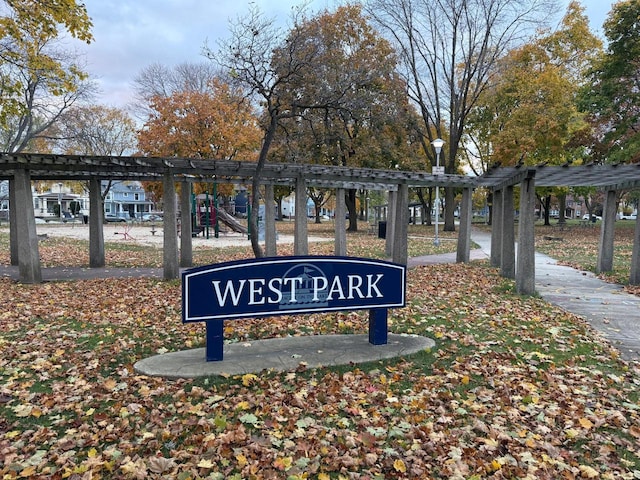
[134,333,434,378]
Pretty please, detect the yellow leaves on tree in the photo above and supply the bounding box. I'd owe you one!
[470,2,602,168]
[0,0,94,147]
[0,0,93,43]
[137,79,261,198]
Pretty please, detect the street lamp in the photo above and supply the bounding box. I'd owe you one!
[58,182,63,221]
[431,138,445,246]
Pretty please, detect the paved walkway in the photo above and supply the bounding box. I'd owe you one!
[462,230,640,362]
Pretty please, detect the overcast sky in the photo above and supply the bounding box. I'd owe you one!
[75,0,615,110]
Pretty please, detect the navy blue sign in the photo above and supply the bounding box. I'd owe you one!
[181,256,406,361]
[182,256,405,322]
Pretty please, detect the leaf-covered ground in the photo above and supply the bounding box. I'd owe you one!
[0,222,460,269]
[1,223,640,479]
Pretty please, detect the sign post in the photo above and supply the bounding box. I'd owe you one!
[182,256,406,361]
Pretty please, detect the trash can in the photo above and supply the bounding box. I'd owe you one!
[378,221,387,239]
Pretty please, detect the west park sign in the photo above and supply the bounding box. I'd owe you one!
[182,256,406,361]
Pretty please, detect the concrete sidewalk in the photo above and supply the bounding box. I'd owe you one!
[467,230,640,362]
[134,334,435,378]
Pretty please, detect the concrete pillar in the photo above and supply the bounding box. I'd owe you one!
[294,176,308,255]
[392,184,409,265]
[385,190,397,258]
[163,172,179,280]
[597,189,617,273]
[456,187,473,263]
[631,214,640,285]
[334,188,347,256]
[9,178,18,265]
[491,189,503,267]
[516,174,536,295]
[14,169,41,283]
[89,178,105,268]
[264,184,277,257]
[501,185,516,279]
[180,181,193,268]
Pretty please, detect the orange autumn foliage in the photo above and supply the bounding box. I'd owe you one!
[137,79,262,197]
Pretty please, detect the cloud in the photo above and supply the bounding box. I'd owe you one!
[79,0,258,107]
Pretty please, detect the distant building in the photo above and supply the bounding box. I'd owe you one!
[34,184,87,218]
[0,179,155,221]
[103,181,153,220]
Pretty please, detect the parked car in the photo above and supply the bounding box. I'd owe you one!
[142,213,163,222]
[582,214,602,222]
[105,214,126,223]
[619,214,637,220]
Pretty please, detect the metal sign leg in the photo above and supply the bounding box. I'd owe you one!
[368,308,388,345]
[205,319,224,361]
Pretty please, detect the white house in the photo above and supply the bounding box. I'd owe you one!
[0,179,155,221]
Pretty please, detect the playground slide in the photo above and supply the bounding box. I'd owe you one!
[215,207,248,234]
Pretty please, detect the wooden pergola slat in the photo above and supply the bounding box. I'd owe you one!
[2,152,639,291]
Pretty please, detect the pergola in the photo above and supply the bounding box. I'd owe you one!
[2,152,640,294]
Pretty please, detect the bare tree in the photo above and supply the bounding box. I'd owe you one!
[0,40,96,153]
[131,62,222,119]
[44,105,138,205]
[367,0,554,230]
[204,5,329,257]
[47,105,138,156]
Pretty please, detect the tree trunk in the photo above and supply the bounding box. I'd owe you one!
[444,187,456,231]
[543,195,551,226]
[558,194,567,224]
[346,189,358,231]
[416,188,432,226]
[314,200,322,224]
[249,114,278,258]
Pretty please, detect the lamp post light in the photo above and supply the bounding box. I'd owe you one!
[57,182,63,221]
[431,138,445,246]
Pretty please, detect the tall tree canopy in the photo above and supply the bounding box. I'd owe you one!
[136,78,262,200]
[207,5,413,252]
[367,0,554,230]
[464,2,602,225]
[137,79,261,161]
[132,62,221,121]
[579,0,640,163]
[270,4,420,229]
[467,2,601,170]
[47,105,138,156]
[0,0,94,152]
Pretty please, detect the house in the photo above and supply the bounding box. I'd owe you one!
[0,179,155,221]
[33,183,87,218]
[0,180,8,221]
[103,181,154,220]
[281,193,316,218]
[33,181,153,220]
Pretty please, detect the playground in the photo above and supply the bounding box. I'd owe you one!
[29,219,329,248]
